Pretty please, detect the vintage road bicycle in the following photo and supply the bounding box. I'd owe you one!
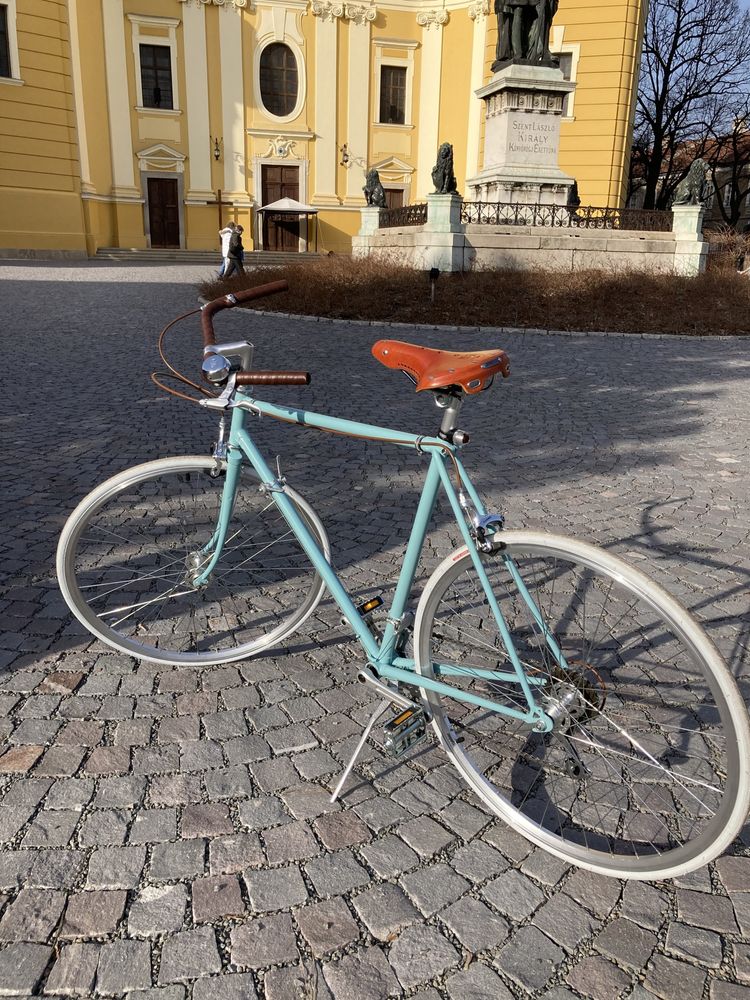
[57,280,750,881]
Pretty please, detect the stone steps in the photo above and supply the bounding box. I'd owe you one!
[95,248,324,266]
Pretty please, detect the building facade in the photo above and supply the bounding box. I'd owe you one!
[0,0,646,256]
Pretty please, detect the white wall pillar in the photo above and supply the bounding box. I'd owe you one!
[416,11,447,199]
[219,6,250,203]
[312,7,340,205]
[344,11,374,205]
[183,2,213,201]
[102,0,138,197]
[68,0,93,194]
[466,2,489,181]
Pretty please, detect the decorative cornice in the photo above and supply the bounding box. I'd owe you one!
[178,0,250,10]
[417,9,449,29]
[310,1,376,21]
[468,0,490,20]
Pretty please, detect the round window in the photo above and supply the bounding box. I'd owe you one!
[260,43,299,118]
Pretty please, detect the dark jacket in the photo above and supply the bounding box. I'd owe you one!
[228,232,244,258]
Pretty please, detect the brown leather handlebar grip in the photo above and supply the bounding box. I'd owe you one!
[235,371,311,386]
[201,279,289,347]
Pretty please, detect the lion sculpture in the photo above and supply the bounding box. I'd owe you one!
[431,142,458,195]
[363,168,386,208]
[672,158,709,207]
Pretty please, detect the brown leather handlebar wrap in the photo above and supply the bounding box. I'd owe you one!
[235,371,311,386]
[200,279,289,347]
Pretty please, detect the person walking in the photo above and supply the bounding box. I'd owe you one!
[224,224,245,278]
[218,221,236,278]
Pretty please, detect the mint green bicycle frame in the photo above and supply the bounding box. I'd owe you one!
[198,391,563,733]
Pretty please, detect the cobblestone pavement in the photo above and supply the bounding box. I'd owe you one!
[1,261,749,1000]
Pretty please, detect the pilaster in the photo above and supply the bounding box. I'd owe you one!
[183,2,214,201]
[416,11,447,199]
[102,0,139,198]
[219,2,251,204]
[311,3,341,205]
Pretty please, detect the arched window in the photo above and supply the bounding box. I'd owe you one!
[259,43,298,118]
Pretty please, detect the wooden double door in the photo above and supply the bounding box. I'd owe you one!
[147,177,180,248]
[262,165,300,252]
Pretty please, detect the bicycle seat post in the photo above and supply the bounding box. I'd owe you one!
[435,392,465,442]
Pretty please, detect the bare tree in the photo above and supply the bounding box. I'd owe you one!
[706,98,750,227]
[631,0,750,209]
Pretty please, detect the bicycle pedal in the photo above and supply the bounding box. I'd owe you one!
[356,595,384,619]
[384,705,427,757]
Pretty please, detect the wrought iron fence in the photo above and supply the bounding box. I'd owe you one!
[378,203,428,228]
[460,202,673,232]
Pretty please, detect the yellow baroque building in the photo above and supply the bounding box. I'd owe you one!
[0,0,645,257]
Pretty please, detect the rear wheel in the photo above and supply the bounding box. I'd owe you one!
[414,530,750,879]
[57,455,329,666]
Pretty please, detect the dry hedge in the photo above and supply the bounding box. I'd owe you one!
[199,257,749,336]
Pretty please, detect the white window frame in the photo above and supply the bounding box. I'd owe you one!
[549,29,580,122]
[128,14,181,114]
[254,38,306,125]
[374,39,417,128]
[0,0,22,85]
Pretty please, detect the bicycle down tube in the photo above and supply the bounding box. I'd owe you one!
[196,392,557,732]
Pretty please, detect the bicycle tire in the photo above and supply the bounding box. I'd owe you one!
[414,530,750,879]
[57,455,329,666]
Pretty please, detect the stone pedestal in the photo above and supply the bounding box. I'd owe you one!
[672,204,708,276]
[352,206,381,257]
[467,64,576,205]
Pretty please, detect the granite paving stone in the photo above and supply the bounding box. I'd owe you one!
[0,888,66,943]
[389,924,459,989]
[192,973,258,1000]
[305,850,370,897]
[128,808,177,844]
[61,890,127,938]
[0,941,53,995]
[533,893,598,953]
[209,833,265,874]
[158,927,221,983]
[262,819,319,863]
[445,964,514,1000]
[322,946,401,1000]
[595,917,657,970]
[21,809,79,847]
[96,939,152,995]
[313,811,372,850]
[481,868,545,921]
[149,841,205,881]
[191,874,244,922]
[244,865,309,911]
[294,897,360,957]
[230,913,299,968]
[359,835,420,878]
[86,846,146,889]
[128,885,188,937]
[665,920,723,967]
[566,956,632,1000]
[495,925,565,992]
[400,862,469,917]
[352,883,421,942]
[643,953,708,1000]
[45,942,100,996]
[440,895,509,953]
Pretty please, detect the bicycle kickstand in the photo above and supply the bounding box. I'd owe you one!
[329,699,391,803]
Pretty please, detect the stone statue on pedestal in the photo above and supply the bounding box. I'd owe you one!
[493,0,559,69]
[671,158,710,207]
[432,143,459,195]
[363,168,386,208]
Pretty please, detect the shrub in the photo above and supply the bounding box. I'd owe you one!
[199,257,749,336]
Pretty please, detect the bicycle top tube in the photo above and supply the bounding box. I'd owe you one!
[233,392,457,454]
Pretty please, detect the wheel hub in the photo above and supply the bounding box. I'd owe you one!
[540,660,606,734]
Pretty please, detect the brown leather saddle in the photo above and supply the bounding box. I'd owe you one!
[372,340,510,394]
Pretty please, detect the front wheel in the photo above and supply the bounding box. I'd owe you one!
[414,530,750,880]
[57,456,330,666]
